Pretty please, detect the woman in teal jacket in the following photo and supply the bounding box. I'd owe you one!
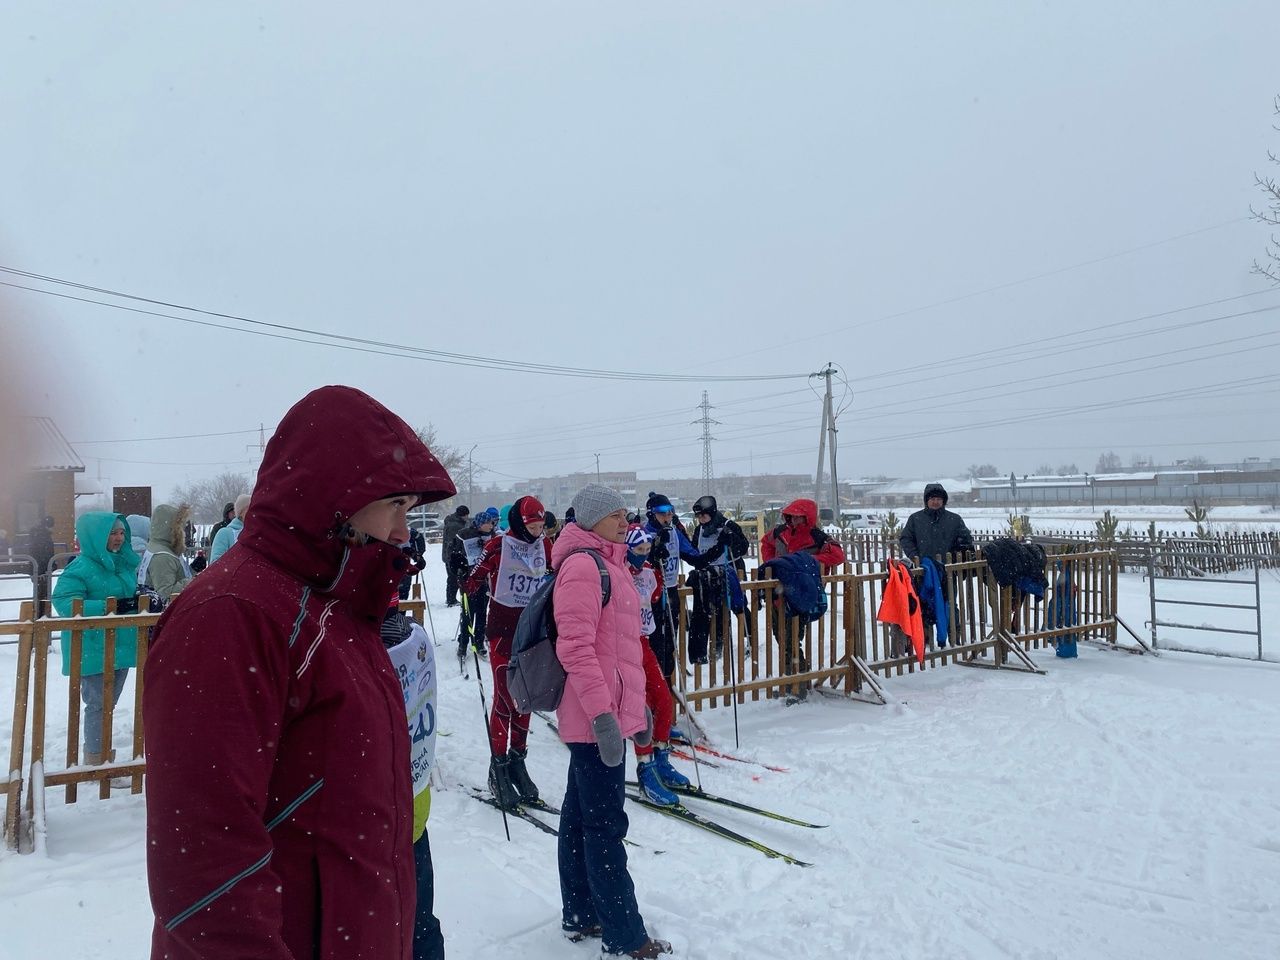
[52,512,141,763]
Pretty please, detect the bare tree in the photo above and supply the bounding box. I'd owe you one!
[1095,451,1122,472]
[1034,462,1054,476]
[1252,94,1280,284]
[171,471,253,523]
[1057,462,1079,475]
[414,424,465,481]
[967,462,1000,479]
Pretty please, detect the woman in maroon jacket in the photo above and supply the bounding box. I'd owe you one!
[463,494,550,808]
[143,385,455,960]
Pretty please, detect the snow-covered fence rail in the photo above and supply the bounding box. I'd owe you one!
[674,549,1121,712]
[1,594,430,853]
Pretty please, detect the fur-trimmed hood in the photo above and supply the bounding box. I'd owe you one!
[147,503,192,555]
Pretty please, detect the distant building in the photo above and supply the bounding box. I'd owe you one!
[973,459,1280,506]
[863,477,976,508]
[0,417,85,556]
[514,471,638,511]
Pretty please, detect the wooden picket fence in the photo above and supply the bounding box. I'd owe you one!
[674,548,1123,711]
[1,592,429,854]
[741,526,1280,573]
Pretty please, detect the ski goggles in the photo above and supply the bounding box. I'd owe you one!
[651,504,673,514]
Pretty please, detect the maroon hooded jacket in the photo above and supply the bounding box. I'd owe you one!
[144,386,455,960]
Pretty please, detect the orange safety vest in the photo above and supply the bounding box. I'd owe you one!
[877,559,925,664]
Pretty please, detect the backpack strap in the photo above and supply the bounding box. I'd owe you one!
[563,548,611,607]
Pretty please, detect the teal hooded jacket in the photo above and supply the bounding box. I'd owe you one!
[52,512,141,676]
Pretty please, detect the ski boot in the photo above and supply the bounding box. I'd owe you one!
[636,760,679,806]
[487,755,522,809]
[506,747,540,804]
[667,725,689,744]
[651,745,691,790]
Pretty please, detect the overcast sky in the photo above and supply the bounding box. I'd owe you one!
[3,1,1278,502]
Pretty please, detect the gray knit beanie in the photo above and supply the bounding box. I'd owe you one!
[571,483,627,532]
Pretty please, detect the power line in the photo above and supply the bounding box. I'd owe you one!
[71,427,270,444]
[0,268,807,383]
[693,216,1255,370]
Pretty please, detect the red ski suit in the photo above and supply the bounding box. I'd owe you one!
[464,518,552,755]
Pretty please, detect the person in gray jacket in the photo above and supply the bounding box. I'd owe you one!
[142,503,195,598]
[899,483,974,565]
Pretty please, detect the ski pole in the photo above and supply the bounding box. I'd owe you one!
[420,567,439,647]
[722,569,741,751]
[457,592,472,676]
[661,595,702,792]
[465,591,510,842]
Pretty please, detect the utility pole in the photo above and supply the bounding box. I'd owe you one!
[245,422,266,462]
[594,453,602,483]
[692,391,719,495]
[467,444,477,504]
[810,366,839,517]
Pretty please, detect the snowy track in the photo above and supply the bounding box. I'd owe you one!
[2,567,1278,958]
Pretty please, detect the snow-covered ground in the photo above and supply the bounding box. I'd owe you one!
[958,503,1280,537]
[1,561,1278,959]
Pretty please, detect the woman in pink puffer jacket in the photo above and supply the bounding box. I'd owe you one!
[552,484,671,959]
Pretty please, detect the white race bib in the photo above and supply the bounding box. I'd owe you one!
[387,621,436,798]
[632,566,657,636]
[492,535,548,608]
[462,535,487,566]
[660,528,680,584]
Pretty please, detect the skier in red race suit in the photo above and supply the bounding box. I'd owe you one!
[759,498,846,701]
[464,494,551,808]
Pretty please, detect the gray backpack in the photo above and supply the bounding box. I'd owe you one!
[506,549,610,713]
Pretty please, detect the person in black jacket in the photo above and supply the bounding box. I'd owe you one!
[449,510,495,660]
[899,483,974,565]
[440,504,470,606]
[687,495,750,664]
[29,515,57,616]
[206,502,235,552]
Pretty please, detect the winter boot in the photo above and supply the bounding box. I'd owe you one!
[562,923,602,943]
[651,746,690,790]
[506,747,540,804]
[636,761,679,807]
[612,937,673,958]
[488,755,522,809]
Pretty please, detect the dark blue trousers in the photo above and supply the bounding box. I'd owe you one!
[559,742,648,955]
[413,830,445,960]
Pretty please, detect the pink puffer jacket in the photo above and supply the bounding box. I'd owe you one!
[551,521,647,743]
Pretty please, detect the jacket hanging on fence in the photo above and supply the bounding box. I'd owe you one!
[918,558,949,648]
[758,552,828,625]
[981,538,1048,597]
[877,559,924,664]
[1047,565,1078,658]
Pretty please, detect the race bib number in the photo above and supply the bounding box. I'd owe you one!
[660,529,680,582]
[632,567,657,636]
[493,536,548,608]
[463,536,487,566]
[386,621,437,797]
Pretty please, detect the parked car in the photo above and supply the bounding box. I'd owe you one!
[839,510,880,530]
[408,509,444,541]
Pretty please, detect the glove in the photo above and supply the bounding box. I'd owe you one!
[633,707,653,748]
[592,713,625,767]
[689,540,725,570]
[139,589,166,613]
[114,596,138,615]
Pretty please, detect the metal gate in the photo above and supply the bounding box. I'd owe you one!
[1146,546,1266,660]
